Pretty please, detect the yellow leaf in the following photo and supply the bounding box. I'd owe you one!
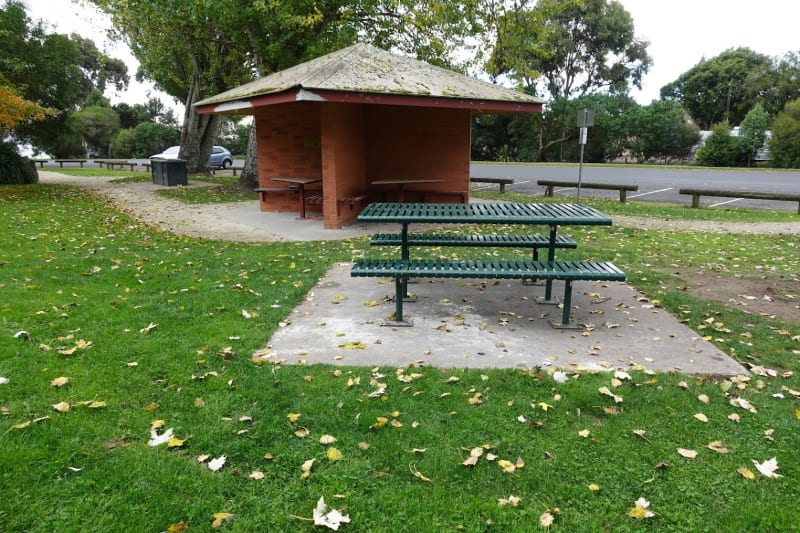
[144,402,159,412]
[588,483,600,491]
[326,447,343,461]
[88,401,106,409]
[694,413,709,423]
[289,262,296,269]
[578,429,591,438]
[211,512,233,528]
[150,419,166,430]
[409,463,432,482]
[300,458,315,479]
[58,347,77,356]
[390,419,403,428]
[707,441,729,454]
[677,448,698,459]
[52,401,71,412]
[294,427,310,438]
[468,392,483,405]
[370,416,388,429]
[795,409,800,420]
[538,402,553,411]
[462,455,479,467]
[287,412,301,422]
[51,376,69,387]
[737,467,756,480]
[167,522,189,533]
[539,511,554,527]
[514,456,525,469]
[167,436,185,448]
[498,459,516,473]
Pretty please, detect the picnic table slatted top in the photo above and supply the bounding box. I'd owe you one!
[357,202,612,225]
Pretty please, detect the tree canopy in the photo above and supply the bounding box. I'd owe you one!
[487,0,651,99]
[660,47,774,130]
[1,0,129,156]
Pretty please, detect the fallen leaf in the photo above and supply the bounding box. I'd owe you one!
[737,467,756,480]
[287,412,301,422]
[51,376,69,387]
[208,455,226,472]
[497,495,521,507]
[249,471,265,480]
[409,463,432,482]
[211,512,233,528]
[707,441,729,453]
[694,413,709,423]
[312,496,351,530]
[326,447,343,461]
[294,427,310,438]
[588,483,600,491]
[148,428,174,447]
[578,429,591,438]
[52,401,71,412]
[752,457,782,478]
[498,459,516,473]
[677,448,698,459]
[167,436,186,448]
[628,497,655,519]
[300,458,315,479]
[697,394,710,404]
[539,511,554,527]
[598,386,623,403]
[319,434,337,445]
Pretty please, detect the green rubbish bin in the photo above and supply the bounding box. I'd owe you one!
[150,158,188,186]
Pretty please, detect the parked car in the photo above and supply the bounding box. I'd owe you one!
[149,146,233,169]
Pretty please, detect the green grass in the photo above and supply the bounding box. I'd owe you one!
[1,183,799,531]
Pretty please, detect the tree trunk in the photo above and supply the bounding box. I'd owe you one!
[179,74,219,175]
[239,123,258,189]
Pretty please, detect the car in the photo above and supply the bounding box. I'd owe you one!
[149,146,233,169]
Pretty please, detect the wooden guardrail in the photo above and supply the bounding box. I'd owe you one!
[679,188,800,214]
[538,180,638,202]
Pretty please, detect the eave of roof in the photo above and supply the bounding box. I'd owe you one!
[194,43,543,115]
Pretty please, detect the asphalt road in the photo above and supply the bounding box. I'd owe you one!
[470,163,800,212]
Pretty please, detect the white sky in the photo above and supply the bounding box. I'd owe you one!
[23,0,800,107]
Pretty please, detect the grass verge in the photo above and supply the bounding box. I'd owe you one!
[0,183,798,531]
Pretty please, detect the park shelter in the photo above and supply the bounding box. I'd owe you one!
[194,43,543,228]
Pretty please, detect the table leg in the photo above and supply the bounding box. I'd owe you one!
[544,225,557,300]
[297,184,306,219]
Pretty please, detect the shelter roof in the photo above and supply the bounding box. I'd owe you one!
[195,43,543,114]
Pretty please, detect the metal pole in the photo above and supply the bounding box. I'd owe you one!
[576,129,586,203]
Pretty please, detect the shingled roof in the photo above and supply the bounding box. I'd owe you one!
[195,43,543,114]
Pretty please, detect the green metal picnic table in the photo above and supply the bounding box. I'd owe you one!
[357,202,614,302]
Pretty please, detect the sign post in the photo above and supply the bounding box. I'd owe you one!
[576,109,594,202]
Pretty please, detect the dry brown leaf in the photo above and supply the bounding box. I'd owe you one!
[409,463,432,482]
[677,448,698,459]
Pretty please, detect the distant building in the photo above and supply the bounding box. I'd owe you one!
[690,127,771,162]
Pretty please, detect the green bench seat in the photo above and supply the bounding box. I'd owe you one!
[370,233,577,260]
[351,259,625,325]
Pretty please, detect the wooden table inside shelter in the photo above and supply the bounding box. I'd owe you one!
[272,177,322,219]
[357,202,614,302]
[371,179,443,202]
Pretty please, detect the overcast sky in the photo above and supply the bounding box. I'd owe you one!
[23,0,800,108]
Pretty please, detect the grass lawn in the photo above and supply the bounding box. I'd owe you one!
[0,183,798,531]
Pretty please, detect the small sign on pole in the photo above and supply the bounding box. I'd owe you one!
[576,109,594,202]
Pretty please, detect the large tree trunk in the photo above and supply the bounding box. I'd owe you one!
[179,74,219,175]
[239,123,258,189]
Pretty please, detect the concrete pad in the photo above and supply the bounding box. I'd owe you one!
[263,262,747,375]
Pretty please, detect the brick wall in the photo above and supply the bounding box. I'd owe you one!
[254,102,322,212]
[320,104,367,228]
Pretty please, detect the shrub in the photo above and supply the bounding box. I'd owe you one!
[0,141,38,185]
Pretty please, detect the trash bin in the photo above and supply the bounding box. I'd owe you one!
[150,158,188,186]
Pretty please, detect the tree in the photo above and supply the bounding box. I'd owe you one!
[622,100,699,163]
[768,98,800,168]
[487,0,651,99]
[72,105,120,157]
[131,122,180,158]
[1,0,129,156]
[738,103,769,167]
[696,123,741,167]
[660,48,772,130]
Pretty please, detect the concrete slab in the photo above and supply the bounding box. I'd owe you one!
[263,262,747,375]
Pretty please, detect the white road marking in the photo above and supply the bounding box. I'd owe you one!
[710,198,742,207]
[629,187,672,198]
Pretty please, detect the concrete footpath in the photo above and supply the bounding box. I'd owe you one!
[264,262,747,375]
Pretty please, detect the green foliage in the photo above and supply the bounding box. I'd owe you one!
[131,122,180,158]
[72,105,120,157]
[1,0,129,156]
[768,98,800,168]
[738,103,769,166]
[697,123,742,167]
[661,48,774,129]
[623,100,700,163]
[110,128,135,158]
[488,0,651,99]
[0,140,37,184]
